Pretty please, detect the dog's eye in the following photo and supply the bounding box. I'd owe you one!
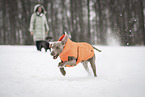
[56,46,60,49]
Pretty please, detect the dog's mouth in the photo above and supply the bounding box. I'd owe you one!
[53,54,59,59]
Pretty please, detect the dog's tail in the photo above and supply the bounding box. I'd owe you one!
[92,46,102,52]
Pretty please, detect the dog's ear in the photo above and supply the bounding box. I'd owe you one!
[61,32,68,45]
[49,42,55,48]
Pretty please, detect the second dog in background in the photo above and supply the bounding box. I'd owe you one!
[39,36,53,52]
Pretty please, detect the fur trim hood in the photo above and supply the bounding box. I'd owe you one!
[33,4,46,14]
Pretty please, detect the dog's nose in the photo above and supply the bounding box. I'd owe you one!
[51,51,55,56]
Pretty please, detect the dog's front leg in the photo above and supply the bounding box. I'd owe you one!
[58,57,76,76]
[58,60,76,76]
[58,57,77,68]
[58,62,66,76]
[64,60,77,66]
[58,60,76,68]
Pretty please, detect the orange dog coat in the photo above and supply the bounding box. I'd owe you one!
[58,34,94,67]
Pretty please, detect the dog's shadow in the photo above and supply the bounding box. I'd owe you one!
[45,76,97,82]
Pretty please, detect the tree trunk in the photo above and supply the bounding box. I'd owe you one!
[87,0,91,43]
[78,0,84,42]
[70,0,76,41]
[139,0,145,45]
[7,0,18,44]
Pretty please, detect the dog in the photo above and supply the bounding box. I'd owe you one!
[39,36,53,52]
[50,32,101,77]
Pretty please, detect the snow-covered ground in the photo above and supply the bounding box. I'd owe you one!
[0,45,145,97]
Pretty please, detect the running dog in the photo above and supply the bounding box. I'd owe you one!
[50,32,101,77]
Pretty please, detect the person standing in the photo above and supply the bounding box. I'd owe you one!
[30,4,49,51]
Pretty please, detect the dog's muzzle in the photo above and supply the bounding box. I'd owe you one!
[50,51,55,56]
[53,54,59,59]
[50,52,59,59]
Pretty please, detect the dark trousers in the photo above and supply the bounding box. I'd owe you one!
[36,41,43,51]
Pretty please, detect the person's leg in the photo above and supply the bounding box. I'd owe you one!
[36,41,41,51]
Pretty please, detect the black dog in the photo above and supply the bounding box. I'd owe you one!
[39,36,53,52]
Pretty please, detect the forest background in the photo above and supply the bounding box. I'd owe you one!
[0,0,145,46]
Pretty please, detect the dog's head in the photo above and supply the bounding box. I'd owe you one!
[50,32,68,59]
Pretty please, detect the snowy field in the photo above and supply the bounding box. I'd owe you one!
[0,45,145,97]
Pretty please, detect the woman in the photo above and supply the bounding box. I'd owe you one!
[30,4,49,51]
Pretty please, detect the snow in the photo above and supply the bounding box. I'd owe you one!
[0,45,145,97]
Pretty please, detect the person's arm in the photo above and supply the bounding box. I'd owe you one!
[44,15,49,34]
[29,14,35,35]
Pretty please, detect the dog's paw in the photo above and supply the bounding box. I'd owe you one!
[60,68,66,76]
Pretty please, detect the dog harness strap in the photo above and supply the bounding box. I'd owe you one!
[76,47,79,62]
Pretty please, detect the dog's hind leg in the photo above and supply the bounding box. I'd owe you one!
[82,61,91,76]
[89,55,97,77]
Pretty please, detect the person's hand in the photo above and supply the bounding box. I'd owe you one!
[45,31,48,34]
[30,32,33,35]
